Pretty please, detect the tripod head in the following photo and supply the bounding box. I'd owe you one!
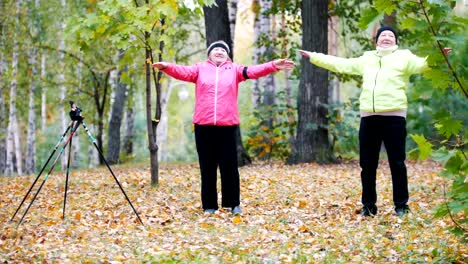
[69,100,84,121]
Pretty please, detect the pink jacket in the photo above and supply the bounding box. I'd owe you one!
[162,60,279,126]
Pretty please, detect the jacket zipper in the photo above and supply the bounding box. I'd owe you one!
[214,65,219,125]
[372,58,382,112]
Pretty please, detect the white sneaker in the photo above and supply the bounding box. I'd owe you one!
[231,206,242,215]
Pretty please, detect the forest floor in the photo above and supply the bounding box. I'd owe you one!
[0,160,466,263]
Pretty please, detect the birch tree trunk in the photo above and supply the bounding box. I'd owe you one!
[157,79,173,162]
[72,58,82,168]
[25,48,38,174]
[59,0,67,170]
[123,79,135,157]
[228,0,238,48]
[25,0,40,174]
[251,0,276,128]
[40,53,47,131]
[5,0,22,176]
[251,0,276,108]
[251,0,262,107]
[0,2,7,174]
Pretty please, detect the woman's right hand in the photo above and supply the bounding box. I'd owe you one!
[152,62,168,70]
[299,50,313,58]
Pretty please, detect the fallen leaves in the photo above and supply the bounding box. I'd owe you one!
[0,160,465,262]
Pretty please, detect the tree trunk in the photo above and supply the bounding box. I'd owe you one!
[40,53,47,131]
[204,0,233,58]
[204,0,251,166]
[228,0,238,47]
[157,78,176,162]
[94,70,110,165]
[288,0,334,164]
[72,58,82,168]
[328,12,340,103]
[123,82,135,156]
[0,6,6,174]
[25,47,38,174]
[145,26,162,185]
[59,0,67,170]
[106,49,128,164]
[5,0,22,176]
[87,122,99,168]
[251,0,262,107]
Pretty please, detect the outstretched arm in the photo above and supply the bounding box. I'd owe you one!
[240,58,295,80]
[299,50,313,58]
[151,62,198,83]
[299,49,363,75]
[151,62,169,70]
[273,59,295,71]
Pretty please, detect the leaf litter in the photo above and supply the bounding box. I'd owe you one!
[0,160,465,263]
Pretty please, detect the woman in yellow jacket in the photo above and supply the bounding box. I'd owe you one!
[300,26,428,217]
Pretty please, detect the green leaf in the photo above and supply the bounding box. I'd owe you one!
[410,134,433,160]
[358,8,380,29]
[374,0,397,15]
[445,153,463,175]
[431,147,455,164]
[423,69,452,90]
[434,117,462,138]
[400,17,419,30]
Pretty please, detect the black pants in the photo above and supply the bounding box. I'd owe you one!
[194,124,240,210]
[359,116,408,208]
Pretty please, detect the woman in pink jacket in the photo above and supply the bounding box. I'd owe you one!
[152,40,294,215]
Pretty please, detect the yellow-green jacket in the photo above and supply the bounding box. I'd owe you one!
[309,49,428,112]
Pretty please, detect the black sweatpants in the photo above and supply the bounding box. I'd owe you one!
[194,124,240,210]
[359,116,409,208]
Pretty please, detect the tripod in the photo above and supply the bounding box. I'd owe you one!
[10,102,144,227]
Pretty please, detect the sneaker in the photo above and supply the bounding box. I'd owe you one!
[395,205,410,216]
[231,206,242,215]
[204,209,216,214]
[360,205,378,217]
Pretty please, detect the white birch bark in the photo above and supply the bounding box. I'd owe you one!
[157,79,186,162]
[0,2,6,173]
[59,0,67,169]
[108,60,117,123]
[228,0,238,46]
[41,53,47,131]
[25,48,38,174]
[87,122,99,168]
[251,0,262,107]
[72,58,82,169]
[328,13,339,102]
[5,0,22,176]
[260,0,275,106]
[122,77,136,157]
[25,0,41,174]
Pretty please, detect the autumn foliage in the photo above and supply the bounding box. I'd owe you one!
[1,160,465,262]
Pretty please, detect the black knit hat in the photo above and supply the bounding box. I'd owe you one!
[207,40,230,56]
[375,26,398,44]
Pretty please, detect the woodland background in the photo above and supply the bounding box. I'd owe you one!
[0,0,466,262]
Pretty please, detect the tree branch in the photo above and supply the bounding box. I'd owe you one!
[443,183,467,233]
[418,0,467,98]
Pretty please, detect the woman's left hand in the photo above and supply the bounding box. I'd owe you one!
[274,59,295,70]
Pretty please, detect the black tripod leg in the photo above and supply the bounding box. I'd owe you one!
[63,125,76,219]
[10,122,74,222]
[81,122,144,226]
[17,122,81,228]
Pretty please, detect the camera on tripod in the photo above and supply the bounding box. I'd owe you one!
[69,100,84,121]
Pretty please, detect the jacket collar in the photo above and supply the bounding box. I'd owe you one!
[207,58,232,67]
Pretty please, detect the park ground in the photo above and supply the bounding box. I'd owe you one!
[0,160,466,263]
